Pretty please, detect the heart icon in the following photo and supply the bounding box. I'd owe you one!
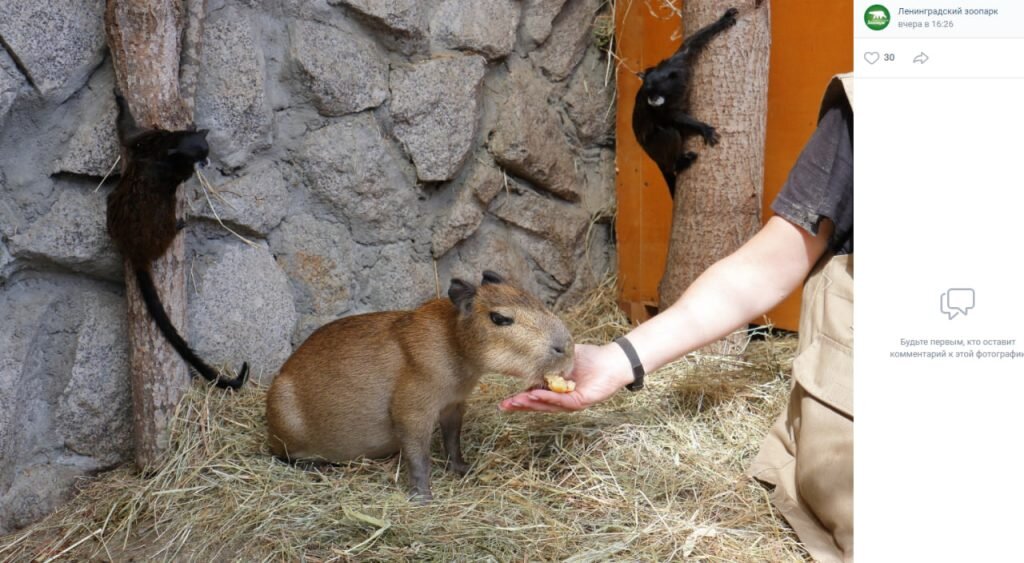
[864,51,880,65]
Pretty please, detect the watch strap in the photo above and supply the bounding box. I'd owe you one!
[614,337,646,391]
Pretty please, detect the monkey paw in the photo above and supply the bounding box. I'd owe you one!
[725,8,739,21]
[703,127,721,146]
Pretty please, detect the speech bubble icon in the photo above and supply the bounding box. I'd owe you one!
[940,288,975,319]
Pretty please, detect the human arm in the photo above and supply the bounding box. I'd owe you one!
[498,215,833,413]
[500,104,853,413]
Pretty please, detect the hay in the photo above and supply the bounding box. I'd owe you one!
[0,280,808,562]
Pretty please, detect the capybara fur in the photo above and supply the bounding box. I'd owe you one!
[265,271,574,499]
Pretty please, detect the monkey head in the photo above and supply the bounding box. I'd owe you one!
[158,130,210,182]
[114,91,211,183]
[637,59,690,109]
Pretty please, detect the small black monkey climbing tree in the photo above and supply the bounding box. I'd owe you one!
[105,0,205,469]
[658,0,771,355]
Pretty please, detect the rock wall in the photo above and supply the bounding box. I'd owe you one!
[0,0,615,533]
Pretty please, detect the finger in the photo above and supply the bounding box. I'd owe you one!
[499,393,576,413]
[498,392,536,411]
[498,398,523,411]
[527,390,584,411]
[501,390,578,408]
[501,400,571,413]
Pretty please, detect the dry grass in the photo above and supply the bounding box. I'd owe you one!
[0,279,807,562]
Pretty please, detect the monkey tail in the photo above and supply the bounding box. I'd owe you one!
[659,166,678,199]
[135,268,249,390]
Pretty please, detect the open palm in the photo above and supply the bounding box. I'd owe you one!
[498,343,634,413]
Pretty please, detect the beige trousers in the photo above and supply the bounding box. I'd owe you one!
[749,254,854,563]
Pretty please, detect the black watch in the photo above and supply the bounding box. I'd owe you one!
[614,337,646,391]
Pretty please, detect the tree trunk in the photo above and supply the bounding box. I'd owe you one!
[658,0,770,356]
[105,0,203,469]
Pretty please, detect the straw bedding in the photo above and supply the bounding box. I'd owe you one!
[0,279,808,562]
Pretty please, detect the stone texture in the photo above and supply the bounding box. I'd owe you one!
[489,61,580,202]
[0,0,106,103]
[0,182,14,279]
[53,67,119,178]
[289,19,389,117]
[430,0,520,60]
[391,56,487,182]
[361,242,437,311]
[470,156,508,205]
[0,169,14,237]
[0,464,86,534]
[0,50,23,126]
[264,0,337,22]
[189,161,290,236]
[447,221,540,299]
[327,0,429,53]
[0,281,59,500]
[489,181,602,289]
[0,278,131,534]
[432,187,484,259]
[490,185,590,251]
[431,155,505,258]
[0,238,11,280]
[565,46,615,146]
[269,213,356,344]
[520,0,569,48]
[530,0,600,81]
[196,8,274,167]
[579,148,617,217]
[55,291,132,465]
[555,220,613,307]
[299,114,423,245]
[511,228,576,286]
[188,240,298,384]
[9,188,122,281]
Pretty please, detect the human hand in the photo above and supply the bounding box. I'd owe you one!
[498,342,635,413]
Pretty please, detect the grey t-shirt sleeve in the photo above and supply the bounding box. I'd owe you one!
[770,104,854,254]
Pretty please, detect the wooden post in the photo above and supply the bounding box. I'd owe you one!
[658,0,771,355]
[105,0,202,469]
[613,1,682,323]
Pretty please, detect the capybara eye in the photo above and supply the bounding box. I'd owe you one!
[489,312,513,326]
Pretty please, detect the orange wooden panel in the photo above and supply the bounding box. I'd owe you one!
[615,1,853,331]
[761,0,853,330]
[614,0,681,306]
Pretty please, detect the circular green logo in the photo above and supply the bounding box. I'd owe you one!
[865,4,891,30]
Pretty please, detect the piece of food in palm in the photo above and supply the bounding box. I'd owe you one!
[543,373,576,393]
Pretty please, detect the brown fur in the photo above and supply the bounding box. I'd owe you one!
[265,272,573,499]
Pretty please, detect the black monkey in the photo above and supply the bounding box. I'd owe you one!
[631,7,739,198]
[107,93,248,390]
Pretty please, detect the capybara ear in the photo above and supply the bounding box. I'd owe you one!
[448,279,477,314]
[481,271,504,285]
